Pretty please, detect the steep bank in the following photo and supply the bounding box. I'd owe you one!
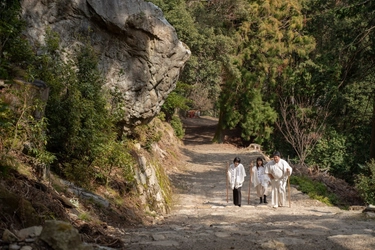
[0,117,183,249]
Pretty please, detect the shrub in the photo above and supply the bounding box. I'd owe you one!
[93,139,135,186]
[0,0,35,79]
[170,115,185,139]
[133,122,163,151]
[161,82,191,122]
[290,175,339,206]
[306,129,348,178]
[355,159,375,205]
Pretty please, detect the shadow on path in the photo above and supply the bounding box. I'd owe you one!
[182,116,218,145]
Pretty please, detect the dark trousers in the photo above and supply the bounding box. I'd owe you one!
[233,187,242,206]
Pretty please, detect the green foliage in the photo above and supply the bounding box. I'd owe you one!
[326,79,373,175]
[78,212,91,222]
[94,139,135,186]
[302,0,375,169]
[150,0,226,115]
[152,160,172,207]
[290,175,339,206]
[0,82,53,169]
[108,85,126,126]
[0,96,12,149]
[0,0,35,79]
[0,0,23,51]
[306,129,347,176]
[355,159,375,205]
[170,115,185,139]
[239,89,277,143]
[29,30,132,187]
[151,2,374,205]
[2,0,374,209]
[0,2,53,178]
[213,0,315,143]
[27,116,56,167]
[0,153,18,176]
[157,112,166,122]
[133,123,162,151]
[161,82,191,121]
[0,2,178,211]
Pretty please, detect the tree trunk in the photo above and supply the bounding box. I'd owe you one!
[213,110,225,143]
[370,94,375,160]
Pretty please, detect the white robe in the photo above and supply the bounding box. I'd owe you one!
[227,163,246,189]
[251,166,270,197]
[251,166,270,188]
[265,159,292,207]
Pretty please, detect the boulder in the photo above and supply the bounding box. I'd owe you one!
[21,0,190,130]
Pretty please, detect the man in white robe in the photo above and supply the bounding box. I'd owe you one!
[264,151,292,208]
[227,157,246,207]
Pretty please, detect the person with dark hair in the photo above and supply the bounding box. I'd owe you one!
[264,151,292,208]
[227,156,246,207]
[251,157,270,204]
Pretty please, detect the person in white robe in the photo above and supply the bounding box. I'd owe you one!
[227,156,246,207]
[264,151,292,208]
[251,157,270,204]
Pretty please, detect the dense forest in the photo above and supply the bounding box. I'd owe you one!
[0,0,375,208]
[152,0,375,203]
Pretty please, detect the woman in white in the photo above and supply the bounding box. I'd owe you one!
[227,157,246,207]
[251,157,270,204]
[264,151,292,208]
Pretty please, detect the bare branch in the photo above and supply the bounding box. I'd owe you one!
[276,96,330,165]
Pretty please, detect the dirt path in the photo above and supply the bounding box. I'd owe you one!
[123,117,375,250]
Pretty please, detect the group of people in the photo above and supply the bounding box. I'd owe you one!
[227,151,292,208]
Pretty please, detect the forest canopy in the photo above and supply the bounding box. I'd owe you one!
[149,0,375,201]
[1,0,375,205]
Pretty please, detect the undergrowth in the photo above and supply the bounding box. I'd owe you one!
[355,159,375,205]
[290,175,340,207]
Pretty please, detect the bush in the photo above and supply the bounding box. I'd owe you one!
[355,159,375,205]
[161,82,191,122]
[93,139,135,187]
[0,0,35,79]
[133,122,162,151]
[170,115,185,139]
[306,129,348,179]
[290,175,339,206]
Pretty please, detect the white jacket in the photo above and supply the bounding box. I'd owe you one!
[265,159,292,180]
[251,165,270,188]
[227,163,246,189]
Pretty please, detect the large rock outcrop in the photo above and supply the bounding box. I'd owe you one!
[21,0,190,129]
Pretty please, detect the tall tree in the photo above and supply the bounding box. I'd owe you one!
[304,0,375,164]
[33,31,113,184]
[149,0,223,112]
[214,0,315,144]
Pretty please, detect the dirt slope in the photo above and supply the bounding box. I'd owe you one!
[122,116,375,250]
